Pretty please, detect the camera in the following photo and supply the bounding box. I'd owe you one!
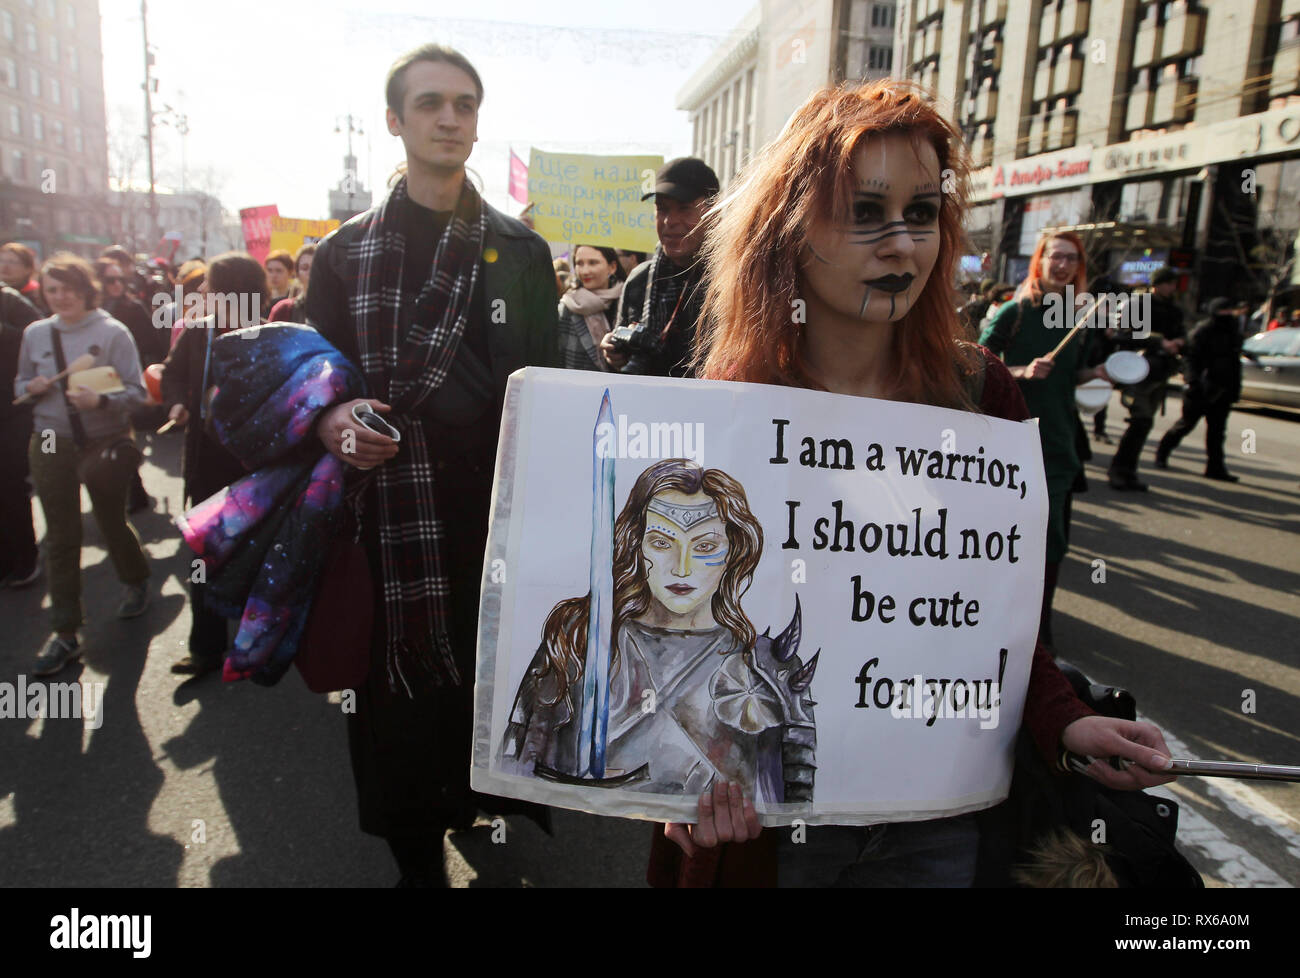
[607,321,663,374]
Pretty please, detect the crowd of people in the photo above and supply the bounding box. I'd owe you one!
[4,43,1269,889]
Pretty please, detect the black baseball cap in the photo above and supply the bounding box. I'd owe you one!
[641,157,720,203]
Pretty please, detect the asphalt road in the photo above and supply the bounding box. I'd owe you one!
[0,392,1295,887]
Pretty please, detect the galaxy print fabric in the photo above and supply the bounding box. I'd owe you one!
[207,323,363,469]
[176,324,364,686]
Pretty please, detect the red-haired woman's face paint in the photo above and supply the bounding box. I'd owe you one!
[800,134,942,326]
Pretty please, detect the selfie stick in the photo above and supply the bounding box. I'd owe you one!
[1064,752,1300,783]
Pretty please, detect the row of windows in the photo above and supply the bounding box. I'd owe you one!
[1,58,81,111]
[6,102,85,150]
[2,1,76,30]
[870,3,895,29]
[1,10,81,71]
[3,147,97,195]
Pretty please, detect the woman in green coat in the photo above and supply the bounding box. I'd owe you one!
[979,231,1108,650]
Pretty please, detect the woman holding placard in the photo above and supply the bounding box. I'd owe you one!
[14,253,151,677]
[650,80,1175,887]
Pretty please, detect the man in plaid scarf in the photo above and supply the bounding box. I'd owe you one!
[306,45,558,886]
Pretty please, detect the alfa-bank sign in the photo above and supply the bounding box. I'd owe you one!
[969,104,1300,206]
[971,146,1093,202]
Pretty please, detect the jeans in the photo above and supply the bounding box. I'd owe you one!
[27,431,150,633]
[775,814,980,887]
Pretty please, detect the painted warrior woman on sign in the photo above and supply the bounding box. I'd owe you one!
[500,456,818,802]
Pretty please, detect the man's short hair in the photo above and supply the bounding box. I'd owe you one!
[264,249,294,273]
[385,44,484,120]
[41,252,100,308]
[1151,266,1178,287]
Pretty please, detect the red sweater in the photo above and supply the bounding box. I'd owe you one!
[646,347,1094,887]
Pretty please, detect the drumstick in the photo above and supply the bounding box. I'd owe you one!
[156,418,179,434]
[1044,295,1108,362]
[12,353,97,405]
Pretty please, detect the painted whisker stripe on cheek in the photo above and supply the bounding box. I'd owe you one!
[858,286,873,318]
[850,229,913,245]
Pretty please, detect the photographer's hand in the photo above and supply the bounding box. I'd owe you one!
[599,332,627,370]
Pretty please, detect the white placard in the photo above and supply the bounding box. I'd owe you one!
[471,369,1048,825]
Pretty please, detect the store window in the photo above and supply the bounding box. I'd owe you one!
[1118,176,1194,224]
[1018,187,1092,255]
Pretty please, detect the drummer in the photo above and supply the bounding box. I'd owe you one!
[1106,267,1185,492]
[979,231,1108,654]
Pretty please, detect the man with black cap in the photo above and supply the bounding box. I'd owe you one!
[1108,266,1185,490]
[599,157,718,376]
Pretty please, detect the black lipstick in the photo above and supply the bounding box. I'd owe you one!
[862,274,914,294]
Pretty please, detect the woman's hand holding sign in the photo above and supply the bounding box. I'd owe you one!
[664,781,760,857]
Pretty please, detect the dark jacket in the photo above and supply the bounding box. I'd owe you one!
[612,252,706,378]
[0,285,41,423]
[1184,311,1243,404]
[106,293,169,367]
[307,196,559,392]
[159,317,247,502]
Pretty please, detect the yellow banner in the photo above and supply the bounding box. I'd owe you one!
[267,216,340,256]
[527,150,662,252]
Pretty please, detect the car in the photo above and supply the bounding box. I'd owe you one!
[1240,327,1300,408]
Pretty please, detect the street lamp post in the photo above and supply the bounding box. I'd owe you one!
[141,0,159,249]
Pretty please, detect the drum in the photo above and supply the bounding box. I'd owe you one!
[1075,378,1113,416]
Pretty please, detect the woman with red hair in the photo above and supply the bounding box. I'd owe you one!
[649,80,1170,888]
[979,232,1106,652]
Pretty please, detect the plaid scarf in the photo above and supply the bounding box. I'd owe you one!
[637,246,705,372]
[343,176,487,693]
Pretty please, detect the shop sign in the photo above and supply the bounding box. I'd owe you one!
[975,146,1093,201]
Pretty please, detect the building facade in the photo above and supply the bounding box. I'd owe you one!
[109,187,237,261]
[678,1,899,187]
[897,0,1296,303]
[0,0,111,260]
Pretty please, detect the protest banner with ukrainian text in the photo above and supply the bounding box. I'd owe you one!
[527,150,662,252]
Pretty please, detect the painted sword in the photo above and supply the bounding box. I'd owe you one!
[576,390,616,779]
